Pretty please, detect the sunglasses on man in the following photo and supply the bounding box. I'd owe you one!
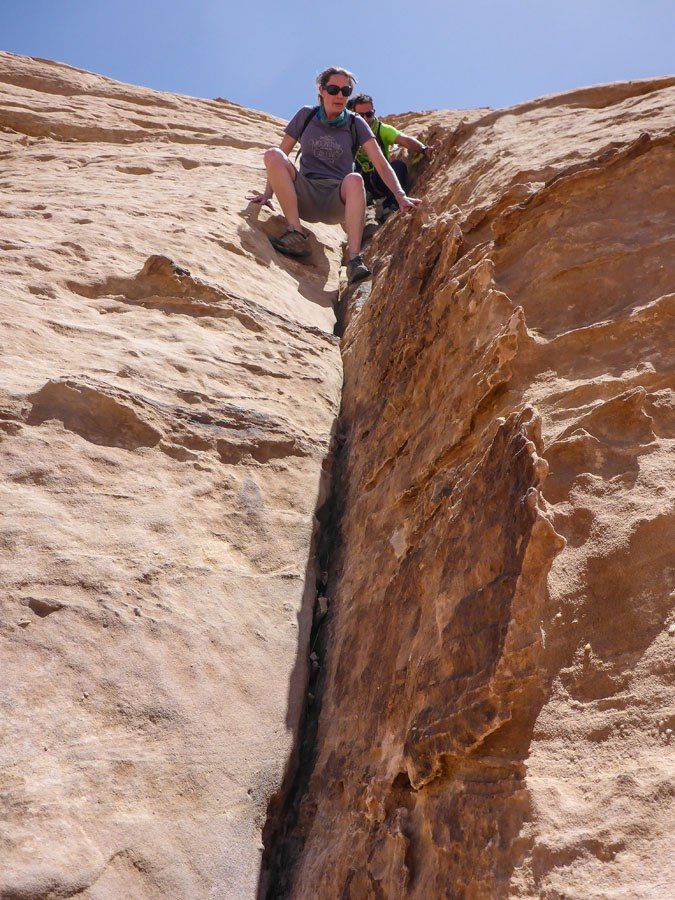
[358,110,375,119]
[324,84,353,97]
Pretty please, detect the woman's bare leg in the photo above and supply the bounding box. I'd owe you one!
[341,172,366,258]
[264,148,303,231]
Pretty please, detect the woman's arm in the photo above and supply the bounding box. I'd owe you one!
[247,133,298,206]
[362,138,421,210]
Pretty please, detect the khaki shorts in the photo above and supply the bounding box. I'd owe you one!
[294,172,345,225]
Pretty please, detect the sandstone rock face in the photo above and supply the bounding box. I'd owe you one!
[282,78,675,897]
[0,52,343,898]
[2,51,674,900]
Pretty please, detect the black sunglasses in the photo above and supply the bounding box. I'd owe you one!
[324,84,353,97]
[359,110,375,119]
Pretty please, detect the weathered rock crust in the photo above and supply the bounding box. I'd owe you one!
[0,52,344,899]
[286,76,675,898]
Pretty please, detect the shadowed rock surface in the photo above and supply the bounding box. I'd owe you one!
[1,51,674,899]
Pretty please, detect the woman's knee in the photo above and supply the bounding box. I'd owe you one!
[344,172,364,191]
[264,147,288,170]
[342,172,365,200]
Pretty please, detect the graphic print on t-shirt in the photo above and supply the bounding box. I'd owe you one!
[311,134,344,163]
[285,106,372,179]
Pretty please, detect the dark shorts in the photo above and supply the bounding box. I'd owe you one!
[294,173,345,225]
[361,159,409,208]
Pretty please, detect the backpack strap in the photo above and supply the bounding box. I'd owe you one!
[348,112,359,158]
[293,105,320,162]
[374,120,386,155]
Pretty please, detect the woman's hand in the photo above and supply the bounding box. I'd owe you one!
[397,195,422,212]
[247,192,274,209]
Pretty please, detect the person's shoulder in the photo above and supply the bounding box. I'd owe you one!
[290,104,317,123]
[351,112,375,137]
[379,120,399,140]
[286,105,318,135]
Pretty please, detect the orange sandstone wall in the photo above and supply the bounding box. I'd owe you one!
[283,77,675,899]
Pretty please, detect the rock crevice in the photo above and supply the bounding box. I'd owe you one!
[273,74,675,899]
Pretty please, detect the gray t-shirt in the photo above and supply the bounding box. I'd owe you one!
[285,106,374,180]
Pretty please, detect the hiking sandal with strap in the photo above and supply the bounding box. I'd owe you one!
[269,228,311,258]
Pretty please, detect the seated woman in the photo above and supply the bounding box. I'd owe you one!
[247,66,420,283]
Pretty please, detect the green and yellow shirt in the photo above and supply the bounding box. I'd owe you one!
[355,119,400,173]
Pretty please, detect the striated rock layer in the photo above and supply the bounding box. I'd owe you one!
[284,78,675,897]
[0,52,344,898]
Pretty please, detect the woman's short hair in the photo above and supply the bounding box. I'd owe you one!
[316,66,358,89]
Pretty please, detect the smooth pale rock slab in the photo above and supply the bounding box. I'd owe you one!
[0,52,343,898]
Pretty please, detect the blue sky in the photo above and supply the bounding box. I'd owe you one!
[4,0,674,119]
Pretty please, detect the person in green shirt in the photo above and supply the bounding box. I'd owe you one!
[348,93,432,221]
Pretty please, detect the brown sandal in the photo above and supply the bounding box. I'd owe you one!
[269,228,311,258]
